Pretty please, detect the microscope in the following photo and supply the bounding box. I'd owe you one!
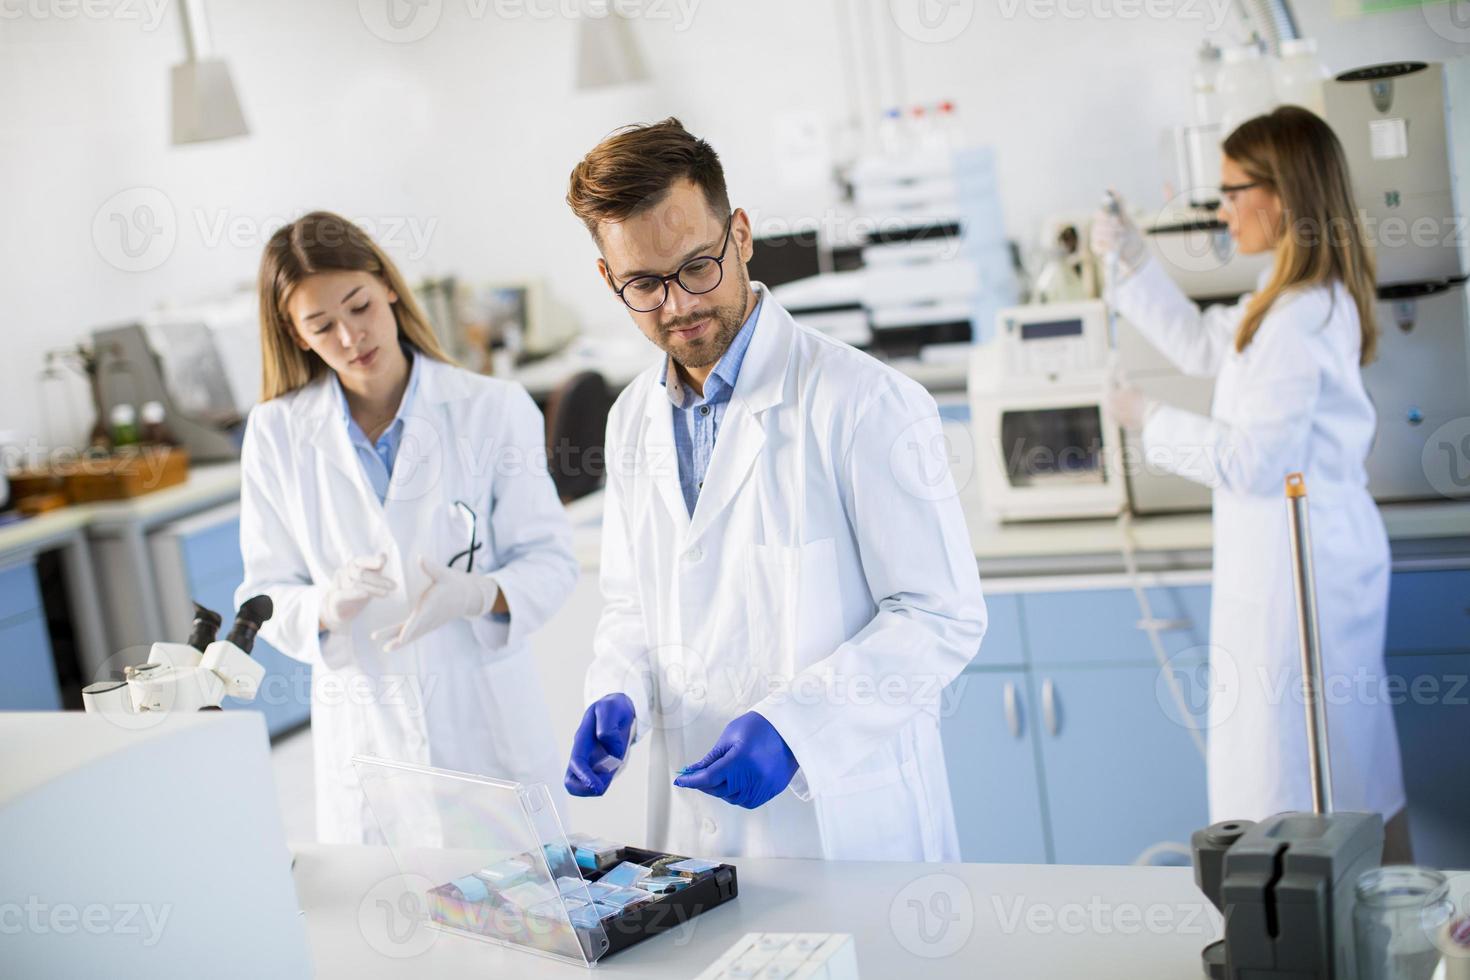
[82,596,274,715]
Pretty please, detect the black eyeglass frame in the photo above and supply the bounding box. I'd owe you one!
[605,213,736,313]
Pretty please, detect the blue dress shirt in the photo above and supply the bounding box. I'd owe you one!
[659,291,763,516]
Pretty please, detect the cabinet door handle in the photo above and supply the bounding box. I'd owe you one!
[1042,677,1059,736]
[1135,618,1193,632]
[1003,681,1021,738]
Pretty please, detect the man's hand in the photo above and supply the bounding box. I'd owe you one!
[565,694,636,797]
[673,711,798,809]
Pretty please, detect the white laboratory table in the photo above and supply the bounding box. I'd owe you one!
[291,844,1224,978]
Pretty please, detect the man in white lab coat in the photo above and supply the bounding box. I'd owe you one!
[561,118,987,861]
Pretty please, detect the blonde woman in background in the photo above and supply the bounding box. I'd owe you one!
[237,211,576,843]
[1093,106,1409,860]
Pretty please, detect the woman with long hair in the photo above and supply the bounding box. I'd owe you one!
[1093,106,1409,859]
[237,211,577,843]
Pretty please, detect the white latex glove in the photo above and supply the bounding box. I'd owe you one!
[1090,193,1149,282]
[1106,380,1156,432]
[372,557,500,653]
[320,553,396,634]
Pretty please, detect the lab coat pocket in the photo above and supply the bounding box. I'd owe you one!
[813,743,930,861]
[743,538,843,696]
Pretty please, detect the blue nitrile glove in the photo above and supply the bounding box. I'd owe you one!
[673,711,799,809]
[564,693,635,797]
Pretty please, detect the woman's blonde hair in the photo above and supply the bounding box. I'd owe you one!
[257,211,453,400]
[1223,106,1378,364]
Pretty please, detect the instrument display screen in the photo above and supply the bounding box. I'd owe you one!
[1020,318,1084,341]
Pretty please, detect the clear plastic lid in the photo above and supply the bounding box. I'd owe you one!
[352,755,610,967]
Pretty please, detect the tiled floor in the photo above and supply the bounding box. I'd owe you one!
[271,726,316,843]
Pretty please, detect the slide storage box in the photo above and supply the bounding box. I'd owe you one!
[353,755,738,967]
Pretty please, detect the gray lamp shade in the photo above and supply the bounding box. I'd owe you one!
[171,58,248,145]
[575,14,649,90]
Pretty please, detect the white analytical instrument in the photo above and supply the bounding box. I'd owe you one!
[969,299,1127,522]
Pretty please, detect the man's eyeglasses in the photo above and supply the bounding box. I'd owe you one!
[607,214,734,313]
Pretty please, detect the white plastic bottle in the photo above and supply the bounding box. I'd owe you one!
[1218,44,1277,135]
[1193,42,1223,127]
[1273,38,1329,116]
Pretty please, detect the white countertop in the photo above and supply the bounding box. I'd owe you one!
[0,462,243,557]
[290,843,1224,978]
[7,459,1463,575]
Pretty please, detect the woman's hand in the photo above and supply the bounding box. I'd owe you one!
[371,557,500,653]
[319,553,395,634]
[1090,194,1149,282]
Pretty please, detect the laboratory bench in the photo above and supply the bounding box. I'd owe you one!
[290,843,1226,978]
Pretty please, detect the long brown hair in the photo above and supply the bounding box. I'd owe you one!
[1224,106,1378,364]
[256,211,453,400]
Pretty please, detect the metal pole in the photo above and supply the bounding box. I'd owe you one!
[1285,472,1333,814]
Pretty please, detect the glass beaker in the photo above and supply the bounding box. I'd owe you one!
[1355,866,1452,980]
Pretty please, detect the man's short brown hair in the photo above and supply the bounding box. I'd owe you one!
[566,117,730,241]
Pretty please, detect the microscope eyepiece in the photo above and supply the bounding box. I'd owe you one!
[187,602,224,653]
[226,595,274,655]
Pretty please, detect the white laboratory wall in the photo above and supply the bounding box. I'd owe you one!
[1,0,1462,449]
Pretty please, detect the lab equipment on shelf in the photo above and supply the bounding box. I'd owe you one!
[969,299,1126,522]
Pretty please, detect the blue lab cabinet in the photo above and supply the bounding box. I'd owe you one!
[942,581,1212,867]
[942,569,1470,868]
[0,559,62,710]
[151,508,311,738]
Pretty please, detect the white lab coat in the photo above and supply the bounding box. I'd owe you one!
[1116,258,1406,823]
[586,288,987,862]
[236,355,578,844]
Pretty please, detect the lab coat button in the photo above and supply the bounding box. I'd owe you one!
[701,817,717,835]
[684,545,704,563]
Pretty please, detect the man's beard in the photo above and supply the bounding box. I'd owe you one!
[657,265,751,370]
